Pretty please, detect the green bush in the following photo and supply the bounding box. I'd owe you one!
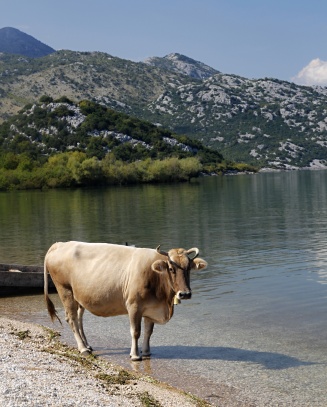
[39,95,54,103]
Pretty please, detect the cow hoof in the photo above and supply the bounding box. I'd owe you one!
[130,355,142,361]
[87,346,93,351]
[81,349,92,356]
[142,352,151,359]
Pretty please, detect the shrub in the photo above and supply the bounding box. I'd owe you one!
[39,95,54,103]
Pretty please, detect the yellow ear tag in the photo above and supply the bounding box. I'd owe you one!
[174,296,181,305]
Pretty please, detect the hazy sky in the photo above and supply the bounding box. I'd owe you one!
[2,0,327,85]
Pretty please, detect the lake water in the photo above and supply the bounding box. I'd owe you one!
[1,171,327,406]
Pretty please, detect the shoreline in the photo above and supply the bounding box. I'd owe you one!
[0,316,213,407]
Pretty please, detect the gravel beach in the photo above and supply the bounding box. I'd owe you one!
[0,317,208,407]
[6,315,319,407]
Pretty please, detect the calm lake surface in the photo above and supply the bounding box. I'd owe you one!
[1,171,327,406]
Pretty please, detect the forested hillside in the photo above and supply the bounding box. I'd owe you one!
[0,97,250,190]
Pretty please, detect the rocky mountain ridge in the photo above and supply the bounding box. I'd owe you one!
[0,29,327,169]
[148,73,327,169]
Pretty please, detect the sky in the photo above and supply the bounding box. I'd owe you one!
[1,0,327,85]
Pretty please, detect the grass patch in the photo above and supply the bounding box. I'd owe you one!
[12,330,31,340]
[138,391,163,407]
[43,343,98,370]
[43,327,61,340]
[187,393,212,407]
[95,369,136,385]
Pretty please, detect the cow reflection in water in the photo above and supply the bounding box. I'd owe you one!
[44,241,207,361]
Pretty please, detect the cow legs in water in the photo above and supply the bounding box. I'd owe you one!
[142,317,154,357]
[59,287,91,355]
[128,305,142,361]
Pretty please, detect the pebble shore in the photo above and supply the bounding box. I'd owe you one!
[0,317,205,407]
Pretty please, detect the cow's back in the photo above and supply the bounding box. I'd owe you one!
[45,241,158,317]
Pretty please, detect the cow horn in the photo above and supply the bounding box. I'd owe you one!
[156,245,168,257]
[186,248,199,259]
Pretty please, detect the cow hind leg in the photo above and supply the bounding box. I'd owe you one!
[77,304,92,351]
[142,317,154,358]
[58,287,91,355]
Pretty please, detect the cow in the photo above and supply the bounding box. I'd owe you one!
[44,241,207,360]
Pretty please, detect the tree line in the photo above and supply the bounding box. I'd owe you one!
[0,150,256,191]
[0,151,203,190]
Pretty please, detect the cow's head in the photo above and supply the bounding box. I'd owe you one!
[152,245,207,300]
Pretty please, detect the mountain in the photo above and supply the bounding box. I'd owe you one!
[143,53,219,79]
[0,37,327,169]
[0,27,55,58]
[148,74,327,169]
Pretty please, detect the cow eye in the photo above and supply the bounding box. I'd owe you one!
[169,267,175,274]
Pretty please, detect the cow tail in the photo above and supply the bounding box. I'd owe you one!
[44,260,62,325]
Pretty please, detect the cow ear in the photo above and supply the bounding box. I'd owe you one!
[151,260,168,274]
[191,258,208,271]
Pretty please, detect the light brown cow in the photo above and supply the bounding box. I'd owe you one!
[44,241,207,360]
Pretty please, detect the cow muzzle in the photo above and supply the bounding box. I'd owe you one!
[176,290,192,300]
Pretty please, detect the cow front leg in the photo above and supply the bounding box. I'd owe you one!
[128,306,142,361]
[142,317,154,357]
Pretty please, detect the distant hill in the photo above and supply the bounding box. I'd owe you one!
[0,27,55,58]
[0,97,237,190]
